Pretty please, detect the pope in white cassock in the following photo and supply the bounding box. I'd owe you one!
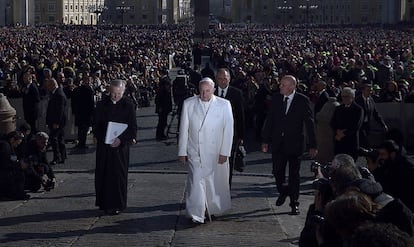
[178,77,234,224]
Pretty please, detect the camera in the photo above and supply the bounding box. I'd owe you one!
[310,214,325,226]
[357,147,378,161]
[310,161,331,178]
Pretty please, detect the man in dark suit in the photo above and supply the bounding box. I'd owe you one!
[45,78,67,165]
[355,84,388,148]
[313,80,330,117]
[71,73,95,149]
[331,87,363,160]
[262,75,317,215]
[215,68,245,187]
[21,68,40,136]
[155,72,172,141]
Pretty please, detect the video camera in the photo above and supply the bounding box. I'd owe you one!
[358,147,379,161]
[310,161,332,178]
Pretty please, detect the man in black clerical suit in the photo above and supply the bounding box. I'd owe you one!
[262,75,317,215]
[215,68,245,187]
[45,78,67,165]
[93,79,137,215]
[355,84,388,148]
[331,87,363,160]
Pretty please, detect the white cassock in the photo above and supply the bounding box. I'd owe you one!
[178,95,234,223]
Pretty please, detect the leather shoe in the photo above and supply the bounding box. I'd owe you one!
[289,205,300,215]
[105,209,121,215]
[276,194,287,206]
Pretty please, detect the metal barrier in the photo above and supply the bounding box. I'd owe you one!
[8,97,77,140]
[373,103,414,149]
[8,96,414,148]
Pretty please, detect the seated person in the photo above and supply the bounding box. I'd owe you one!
[0,131,30,200]
[24,132,56,192]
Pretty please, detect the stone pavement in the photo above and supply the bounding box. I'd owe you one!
[0,103,315,247]
[0,172,312,247]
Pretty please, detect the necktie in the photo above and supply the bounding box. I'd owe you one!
[283,97,289,114]
[221,89,225,98]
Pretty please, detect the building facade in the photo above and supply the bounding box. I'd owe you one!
[31,0,184,26]
[2,0,411,26]
[1,0,34,26]
[231,0,404,25]
[102,0,180,25]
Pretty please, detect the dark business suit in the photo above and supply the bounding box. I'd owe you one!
[72,84,95,147]
[46,87,68,162]
[355,95,387,148]
[22,83,40,133]
[262,92,316,205]
[330,102,363,160]
[216,86,245,186]
[155,79,172,140]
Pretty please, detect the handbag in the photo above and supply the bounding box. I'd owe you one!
[233,144,246,172]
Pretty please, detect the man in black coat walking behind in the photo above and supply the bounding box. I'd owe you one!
[72,73,95,149]
[21,68,40,136]
[45,78,67,165]
[155,73,172,141]
[331,87,363,160]
[215,68,245,186]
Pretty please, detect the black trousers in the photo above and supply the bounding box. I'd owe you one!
[77,124,89,146]
[272,150,301,206]
[49,127,67,162]
[156,112,169,138]
[359,122,370,148]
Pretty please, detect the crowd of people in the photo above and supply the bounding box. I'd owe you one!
[1,24,414,245]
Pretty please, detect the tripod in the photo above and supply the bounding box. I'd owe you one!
[166,104,179,142]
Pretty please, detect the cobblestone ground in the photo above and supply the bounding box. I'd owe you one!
[0,104,314,247]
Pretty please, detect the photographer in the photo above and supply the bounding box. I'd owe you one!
[173,70,191,106]
[299,177,336,247]
[155,72,172,141]
[300,153,414,247]
[371,140,414,212]
[0,131,30,200]
[24,132,56,192]
[172,70,192,126]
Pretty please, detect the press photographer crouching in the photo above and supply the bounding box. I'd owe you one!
[24,132,56,192]
[0,131,30,200]
[299,153,414,247]
[368,140,414,213]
